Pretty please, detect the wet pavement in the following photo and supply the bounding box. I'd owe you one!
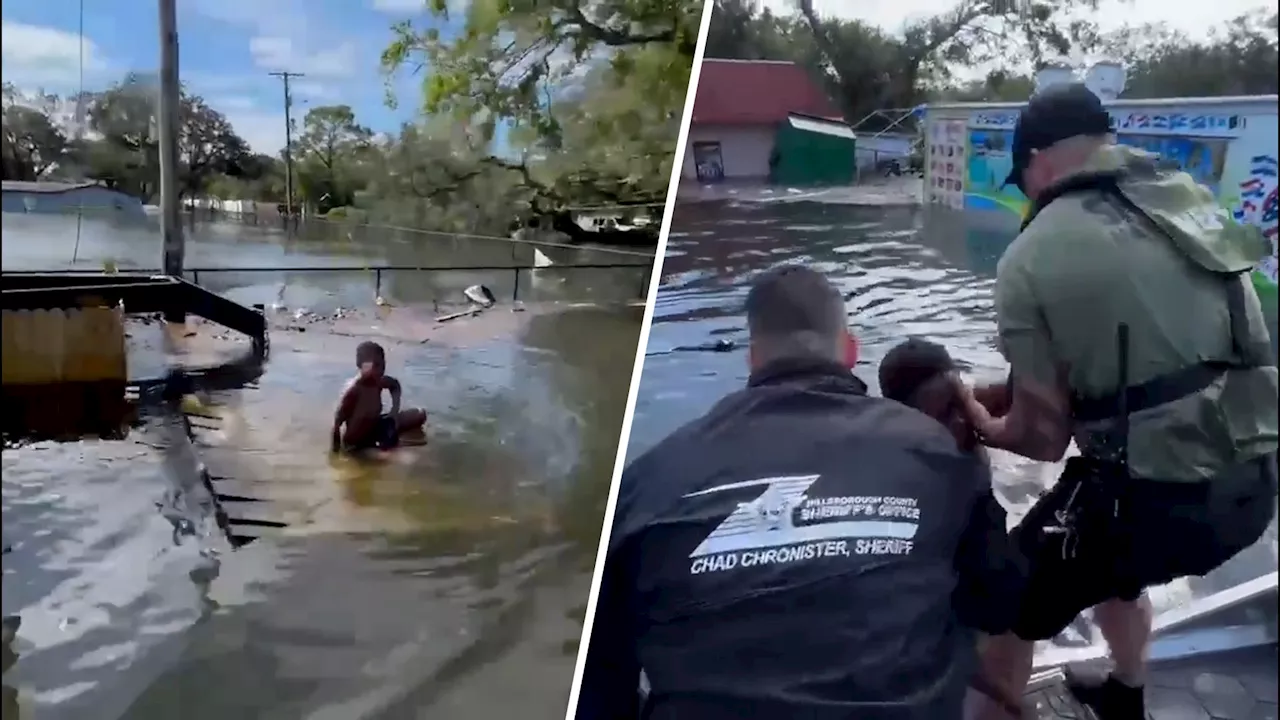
[2,214,646,719]
[629,196,1278,659]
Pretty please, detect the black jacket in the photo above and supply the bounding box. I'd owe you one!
[575,359,1025,720]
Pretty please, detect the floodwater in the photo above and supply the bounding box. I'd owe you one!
[2,212,648,719]
[0,212,654,309]
[629,197,1279,654]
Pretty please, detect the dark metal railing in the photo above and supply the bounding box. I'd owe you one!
[4,261,656,303]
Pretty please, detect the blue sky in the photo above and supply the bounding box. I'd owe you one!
[1,0,461,154]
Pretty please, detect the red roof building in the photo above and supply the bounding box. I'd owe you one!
[691,59,842,126]
[683,59,844,182]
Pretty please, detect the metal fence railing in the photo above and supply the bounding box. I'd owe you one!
[3,261,657,305]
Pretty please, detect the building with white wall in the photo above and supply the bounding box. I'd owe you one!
[683,59,843,182]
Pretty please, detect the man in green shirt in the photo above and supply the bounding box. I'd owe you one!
[960,84,1278,720]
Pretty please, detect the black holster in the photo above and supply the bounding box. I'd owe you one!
[1013,455,1135,577]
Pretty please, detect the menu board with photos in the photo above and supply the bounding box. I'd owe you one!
[927,119,968,210]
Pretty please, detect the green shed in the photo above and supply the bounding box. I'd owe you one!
[768,114,857,186]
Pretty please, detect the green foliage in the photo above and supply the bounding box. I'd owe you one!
[360,118,524,233]
[11,73,251,201]
[1,83,71,180]
[928,8,1278,101]
[5,0,703,235]
[293,104,374,212]
[380,0,702,214]
[1089,9,1278,98]
[706,0,1277,126]
[707,0,1107,126]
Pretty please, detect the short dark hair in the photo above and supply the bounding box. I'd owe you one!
[356,341,385,365]
[879,338,955,403]
[744,264,846,363]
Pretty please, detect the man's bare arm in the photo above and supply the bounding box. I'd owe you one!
[972,377,1012,417]
[959,372,1071,462]
[384,376,402,417]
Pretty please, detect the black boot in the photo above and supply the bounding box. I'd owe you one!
[1065,669,1145,720]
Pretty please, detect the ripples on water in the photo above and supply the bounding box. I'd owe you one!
[3,214,643,719]
[629,198,1278,652]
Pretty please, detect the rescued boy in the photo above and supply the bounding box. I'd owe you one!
[331,341,427,453]
[880,338,1027,720]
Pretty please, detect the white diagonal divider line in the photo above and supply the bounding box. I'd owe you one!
[561,3,717,718]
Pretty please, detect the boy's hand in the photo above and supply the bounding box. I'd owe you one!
[971,378,1013,417]
[951,374,999,440]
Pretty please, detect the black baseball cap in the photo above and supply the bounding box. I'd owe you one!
[1003,83,1113,192]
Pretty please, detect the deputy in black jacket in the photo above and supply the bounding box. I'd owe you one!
[575,265,1025,720]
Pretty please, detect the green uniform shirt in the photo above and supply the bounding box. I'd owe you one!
[996,144,1278,481]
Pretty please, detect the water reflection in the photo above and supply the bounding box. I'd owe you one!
[2,213,641,719]
[632,198,1278,655]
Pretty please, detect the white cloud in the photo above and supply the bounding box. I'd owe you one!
[370,0,430,12]
[292,80,338,101]
[370,0,466,15]
[188,0,309,34]
[0,20,110,92]
[222,106,288,155]
[190,0,367,79]
[214,95,262,112]
[248,36,358,78]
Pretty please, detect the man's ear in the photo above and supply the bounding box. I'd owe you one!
[843,330,859,369]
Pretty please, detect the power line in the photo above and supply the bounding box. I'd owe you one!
[268,71,305,220]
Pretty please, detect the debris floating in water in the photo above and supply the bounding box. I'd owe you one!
[435,307,484,323]
[464,285,496,308]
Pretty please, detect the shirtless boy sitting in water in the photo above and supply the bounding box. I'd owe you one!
[331,341,427,453]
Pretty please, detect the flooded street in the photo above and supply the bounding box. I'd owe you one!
[2,214,646,719]
[630,197,1278,655]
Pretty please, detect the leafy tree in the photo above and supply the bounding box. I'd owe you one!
[82,74,160,197]
[179,96,247,199]
[704,0,1275,130]
[2,83,71,180]
[380,0,703,217]
[294,104,373,211]
[78,74,248,201]
[1092,9,1278,97]
[360,119,521,232]
[706,0,1104,128]
[703,0,800,60]
[207,152,285,203]
[933,70,1037,102]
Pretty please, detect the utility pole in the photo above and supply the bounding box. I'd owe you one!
[269,71,304,220]
[157,0,185,319]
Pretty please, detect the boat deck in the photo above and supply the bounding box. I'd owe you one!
[1027,644,1278,719]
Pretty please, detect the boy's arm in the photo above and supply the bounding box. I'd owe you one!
[972,376,1012,417]
[332,385,354,452]
[384,376,402,416]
